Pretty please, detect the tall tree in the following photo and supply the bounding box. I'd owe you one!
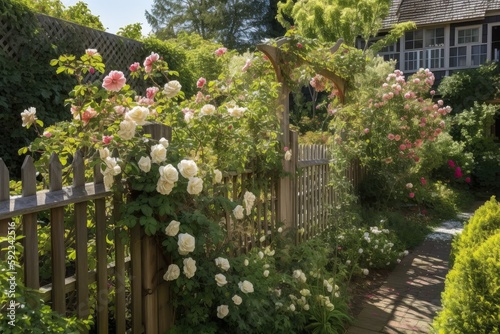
[145,0,270,50]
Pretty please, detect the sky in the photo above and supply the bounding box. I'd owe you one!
[60,0,155,35]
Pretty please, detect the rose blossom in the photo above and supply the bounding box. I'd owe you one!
[232,295,242,305]
[200,104,216,116]
[163,264,180,281]
[144,52,159,73]
[420,177,427,185]
[233,205,244,219]
[177,233,195,255]
[156,178,174,195]
[184,111,194,123]
[183,257,197,278]
[159,137,169,148]
[465,177,471,183]
[215,257,230,271]
[150,144,167,164]
[129,62,140,72]
[238,280,254,294]
[146,86,160,99]
[214,169,223,183]
[117,119,137,140]
[43,131,52,138]
[85,48,98,56]
[362,268,369,275]
[102,71,126,92]
[216,305,229,319]
[244,191,256,215]
[406,183,413,189]
[187,177,203,195]
[125,106,150,125]
[165,220,180,236]
[263,270,269,277]
[215,273,228,287]
[177,159,198,178]
[99,148,110,159]
[285,150,292,161]
[448,160,455,168]
[164,80,182,98]
[214,47,227,56]
[138,156,152,173]
[409,192,415,198]
[21,107,37,128]
[196,77,206,88]
[81,107,97,125]
[159,164,179,183]
[454,167,463,178]
[102,135,113,145]
[227,106,247,118]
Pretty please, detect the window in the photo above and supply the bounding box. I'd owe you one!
[405,30,423,50]
[426,48,445,68]
[471,44,487,65]
[449,47,467,67]
[425,28,445,47]
[379,43,400,65]
[458,28,480,44]
[405,51,423,71]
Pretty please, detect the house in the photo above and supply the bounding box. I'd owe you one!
[371,0,500,82]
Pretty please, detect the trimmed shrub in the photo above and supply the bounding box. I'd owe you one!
[433,231,500,334]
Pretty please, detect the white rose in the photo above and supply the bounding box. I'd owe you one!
[103,173,114,190]
[200,104,216,116]
[215,257,230,271]
[165,220,180,236]
[289,304,296,312]
[159,164,179,183]
[183,257,197,278]
[138,156,151,172]
[232,295,242,305]
[303,304,310,311]
[284,150,292,161]
[103,157,121,175]
[299,272,307,283]
[244,259,249,266]
[184,111,194,123]
[177,233,195,255]
[244,191,256,215]
[163,264,180,281]
[187,177,203,195]
[215,273,227,287]
[238,280,254,294]
[292,269,302,279]
[21,107,37,127]
[233,205,244,220]
[150,144,167,164]
[214,169,223,183]
[159,137,169,148]
[300,289,311,297]
[263,270,269,277]
[258,251,264,259]
[362,268,369,275]
[227,106,246,118]
[117,119,137,140]
[177,159,198,178]
[156,178,174,195]
[126,106,149,125]
[216,305,229,319]
[99,148,110,159]
[164,80,182,98]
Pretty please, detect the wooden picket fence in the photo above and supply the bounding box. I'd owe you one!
[0,126,363,333]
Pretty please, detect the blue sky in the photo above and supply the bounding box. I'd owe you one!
[60,0,154,35]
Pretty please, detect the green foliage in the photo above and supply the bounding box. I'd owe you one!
[0,238,90,333]
[438,62,500,114]
[117,23,143,40]
[433,199,500,333]
[277,0,395,46]
[451,102,500,189]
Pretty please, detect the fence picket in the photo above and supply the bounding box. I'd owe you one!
[0,159,10,258]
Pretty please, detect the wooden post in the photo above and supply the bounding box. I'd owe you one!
[141,123,173,334]
[0,159,10,259]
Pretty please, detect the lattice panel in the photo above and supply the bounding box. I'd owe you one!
[1,13,146,92]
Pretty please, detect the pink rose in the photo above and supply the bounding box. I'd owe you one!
[144,52,160,73]
[129,62,140,72]
[364,128,369,134]
[296,43,303,48]
[197,77,206,88]
[420,177,427,185]
[146,87,159,99]
[214,47,227,56]
[465,177,471,183]
[102,135,113,144]
[43,131,52,138]
[430,90,436,95]
[89,67,95,74]
[448,160,455,168]
[85,49,98,56]
[82,107,97,125]
[454,167,463,178]
[394,135,401,141]
[409,192,415,198]
[102,71,126,92]
[387,133,395,140]
[399,144,406,151]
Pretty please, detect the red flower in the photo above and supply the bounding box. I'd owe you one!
[465,177,471,183]
[454,167,463,178]
[448,160,455,168]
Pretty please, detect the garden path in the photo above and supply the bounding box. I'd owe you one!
[345,213,473,334]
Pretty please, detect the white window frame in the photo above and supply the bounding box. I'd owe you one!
[450,25,486,68]
[403,27,446,71]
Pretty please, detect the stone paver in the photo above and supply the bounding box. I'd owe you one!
[346,214,472,334]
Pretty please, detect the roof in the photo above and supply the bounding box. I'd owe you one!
[382,0,500,29]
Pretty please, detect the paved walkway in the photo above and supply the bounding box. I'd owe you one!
[346,214,472,334]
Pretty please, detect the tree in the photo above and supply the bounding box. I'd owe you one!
[276,0,412,49]
[19,0,104,31]
[145,0,269,50]
[117,23,143,40]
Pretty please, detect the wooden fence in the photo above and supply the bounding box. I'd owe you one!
[0,127,363,333]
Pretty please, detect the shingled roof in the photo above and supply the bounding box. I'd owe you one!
[382,0,500,29]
